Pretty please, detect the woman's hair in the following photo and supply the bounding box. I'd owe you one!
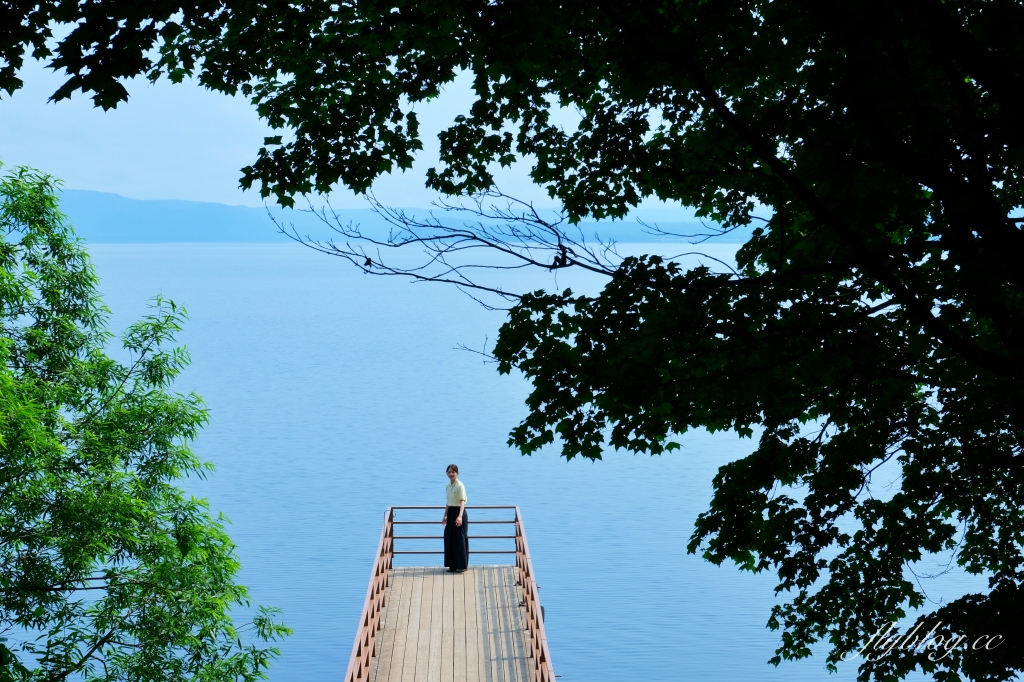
[446,463,459,474]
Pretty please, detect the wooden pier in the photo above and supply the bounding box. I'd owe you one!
[344,507,554,682]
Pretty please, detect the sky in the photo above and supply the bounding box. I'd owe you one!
[0,59,699,219]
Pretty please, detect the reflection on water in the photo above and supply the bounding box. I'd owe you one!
[89,244,987,682]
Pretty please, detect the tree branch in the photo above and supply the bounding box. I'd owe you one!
[641,27,1024,379]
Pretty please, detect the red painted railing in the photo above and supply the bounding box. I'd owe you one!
[513,506,556,682]
[343,508,393,682]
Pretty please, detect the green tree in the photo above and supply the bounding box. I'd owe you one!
[5,2,1024,680]
[0,165,289,681]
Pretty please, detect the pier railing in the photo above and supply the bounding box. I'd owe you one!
[343,505,555,682]
[344,507,394,682]
[511,507,556,682]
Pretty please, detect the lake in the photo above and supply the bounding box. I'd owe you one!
[89,243,986,682]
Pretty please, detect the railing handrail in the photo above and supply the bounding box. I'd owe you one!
[392,519,515,524]
[343,505,555,682]
[343,508,394,682]
[514,507,556,682]
[389,505,518,509]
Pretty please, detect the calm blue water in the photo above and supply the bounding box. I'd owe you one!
[88,243,988,682]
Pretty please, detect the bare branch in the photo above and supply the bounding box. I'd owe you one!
[269,188,743,305]
[636,215,751,246]
[454,336,498,364]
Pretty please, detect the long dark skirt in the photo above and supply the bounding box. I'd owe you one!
[443,506,469,570]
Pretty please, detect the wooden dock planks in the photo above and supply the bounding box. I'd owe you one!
[368,566,535,682]
[427,567,443,682]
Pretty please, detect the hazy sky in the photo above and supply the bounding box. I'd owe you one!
[1,60,697,218]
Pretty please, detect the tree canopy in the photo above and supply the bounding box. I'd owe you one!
[5,1,1024,680]
[0,166,289,681]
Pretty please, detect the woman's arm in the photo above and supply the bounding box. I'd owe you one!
[456,498,466,526]
[442,507,447,525]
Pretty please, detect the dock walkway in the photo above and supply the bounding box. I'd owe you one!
[370,566,533,682]
[344,507,554,682]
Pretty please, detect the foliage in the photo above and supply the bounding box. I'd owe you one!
[0,165,289,681]
[5,2,1024,680]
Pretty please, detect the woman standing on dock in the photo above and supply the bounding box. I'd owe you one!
[442,464,469,573]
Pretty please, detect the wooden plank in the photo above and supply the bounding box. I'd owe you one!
[385,565,413,679]
[454,570,467,681]
[475,567,495,682]
[382,568,414,682]
[372,568,403,682]
[482,566,504,682]
[476,569,488,682]
[495,565,510,682]
[485,566,504,682]
[503,566,526,682]
[370,565,533,682]
[401,567,425,682]
[497,561,516,679]
[441,568,455,682]
[496,565,519,682]
[427,567,443,682]
[510,571,536,682]
[414,568,434,682]
[463,568,482,682]
[400,568,421,682]
[501,566,529,682]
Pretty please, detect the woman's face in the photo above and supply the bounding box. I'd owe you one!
[447,469,458,483]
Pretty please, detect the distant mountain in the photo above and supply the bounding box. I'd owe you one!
[58,190,343,243]
[57,189,752,244]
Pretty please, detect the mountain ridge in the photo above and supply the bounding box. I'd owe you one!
[57,189,750,244]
